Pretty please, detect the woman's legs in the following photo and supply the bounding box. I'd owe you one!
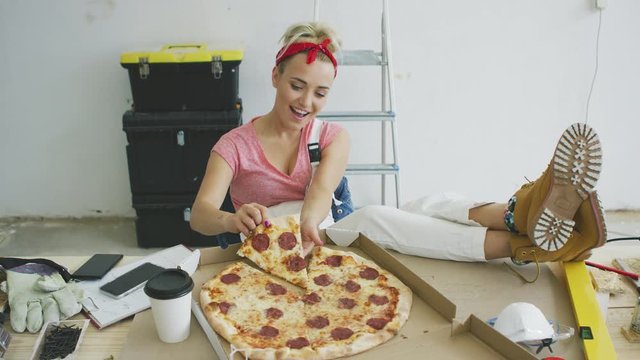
[400,195,516,260]
[328,192,605,262]
[327,203,529,262]
[468,203,509,231]
[329,123,605,263]
[400,193,511,231]
[484,230,515,260]
[327,205,488,262]
[383,193,515,261]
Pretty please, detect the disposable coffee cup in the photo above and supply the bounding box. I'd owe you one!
[144,268,194,343]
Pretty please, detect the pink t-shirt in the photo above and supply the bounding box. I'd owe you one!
[212,117,344,210]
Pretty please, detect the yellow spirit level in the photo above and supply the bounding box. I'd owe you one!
[563,261,616,359]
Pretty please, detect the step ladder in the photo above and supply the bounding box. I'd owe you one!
[314,0,400,207]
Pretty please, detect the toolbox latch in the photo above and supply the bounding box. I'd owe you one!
[183,207,191,222]
[212,55,223,79]
[177,130,185,146]
[138,57,150,79]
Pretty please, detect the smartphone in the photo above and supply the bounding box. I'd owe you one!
[99,262,165,299]
[71,254,123,280]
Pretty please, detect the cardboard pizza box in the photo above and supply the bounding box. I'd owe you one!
[121,233,540,359]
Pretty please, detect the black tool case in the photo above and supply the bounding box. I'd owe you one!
[120,45,242,111]
[122,106,242,194]
[132,194,240,248]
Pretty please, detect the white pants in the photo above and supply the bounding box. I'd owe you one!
[326,193,489,262]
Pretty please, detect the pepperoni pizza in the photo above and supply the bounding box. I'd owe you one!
[237,215,309,288]
[200,244,413,359]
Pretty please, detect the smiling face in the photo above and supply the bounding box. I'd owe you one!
[271,53,335,130]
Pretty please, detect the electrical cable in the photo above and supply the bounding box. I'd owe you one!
[585,11,639,249]
[585,8,603,125]
[606,236,640,243]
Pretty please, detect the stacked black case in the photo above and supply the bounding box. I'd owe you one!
[121,49,242,248]
[123,108,241,248]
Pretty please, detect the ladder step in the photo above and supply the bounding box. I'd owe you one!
[317,111,395,122]
[336,50,385,66]
[346,164,399,175]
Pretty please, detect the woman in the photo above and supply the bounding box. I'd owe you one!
[191,22,350,255]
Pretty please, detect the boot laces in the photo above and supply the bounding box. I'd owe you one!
[504,251,541,283]
[519,165,549,190]
[517,176,535,191]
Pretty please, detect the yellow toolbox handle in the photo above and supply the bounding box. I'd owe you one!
[161,44,207,52]
[121,45,243,64]
[159,44,209,62]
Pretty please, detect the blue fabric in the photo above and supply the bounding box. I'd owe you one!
[332,176,354,221]
[216,233,241,250]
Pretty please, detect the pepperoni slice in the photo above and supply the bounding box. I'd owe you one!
[306,316,330,329]
[338,298,356,310]
[331,327,354,340]
[287,255,306,272]
[344,280,361,293]
[366,317,390,330]
[369,294,389,305]
[251,233,270,252]
[359,267,379,280]
[218,302,232,314]
[278,232,297,250]
[266,282,287,295]
[286,337,310,349]
[324,255,343,267]
[266,307,283,319]
[220,273,240,284]
[302,292,321,304]
[259,325,279,338]
[313,274,333,286]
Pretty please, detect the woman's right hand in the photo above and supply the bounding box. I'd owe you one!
[224,203,269,237]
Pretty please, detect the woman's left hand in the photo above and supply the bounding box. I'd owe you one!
[300,221,324,257]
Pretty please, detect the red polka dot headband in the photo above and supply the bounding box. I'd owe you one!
[275,38,338,77]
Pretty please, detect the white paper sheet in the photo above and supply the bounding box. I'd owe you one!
[78,245,200,329]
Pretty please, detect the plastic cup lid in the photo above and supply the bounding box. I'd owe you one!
[144,268,194,300]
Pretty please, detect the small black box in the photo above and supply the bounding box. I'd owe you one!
[132,194,240,248]
[120,45,242,111]
[123,107,241,195]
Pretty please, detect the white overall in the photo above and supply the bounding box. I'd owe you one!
[326,193,490,262]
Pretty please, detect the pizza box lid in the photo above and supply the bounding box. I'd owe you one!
[120,232,548,359]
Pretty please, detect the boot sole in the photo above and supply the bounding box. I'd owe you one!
[531,123,602,251]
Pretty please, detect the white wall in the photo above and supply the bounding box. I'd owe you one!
[1,0,638,217]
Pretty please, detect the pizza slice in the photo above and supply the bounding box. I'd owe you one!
[237,214,309,288]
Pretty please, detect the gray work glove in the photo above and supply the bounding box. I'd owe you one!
[0,263,84,333]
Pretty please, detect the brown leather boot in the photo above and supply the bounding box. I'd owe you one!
[510,191,607,263]
[512,123,602,250]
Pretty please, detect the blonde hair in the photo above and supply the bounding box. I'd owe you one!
[277,22,342,73]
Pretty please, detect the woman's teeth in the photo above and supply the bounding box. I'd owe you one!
[291,107,309,118]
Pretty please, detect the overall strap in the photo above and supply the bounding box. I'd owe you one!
[307,119,343,207]
[308,119,323,177]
